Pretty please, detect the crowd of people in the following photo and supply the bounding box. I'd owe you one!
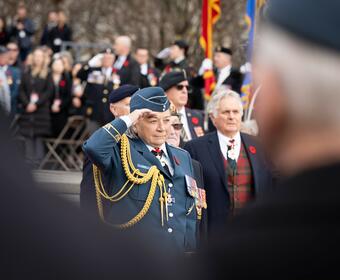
[0,3,244,168]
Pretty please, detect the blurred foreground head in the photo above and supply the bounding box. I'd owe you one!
[254,0,340,175]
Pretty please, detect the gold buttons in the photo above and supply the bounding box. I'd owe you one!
[102,97,107,103]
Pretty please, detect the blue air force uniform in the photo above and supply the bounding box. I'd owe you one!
[83,87,201,252]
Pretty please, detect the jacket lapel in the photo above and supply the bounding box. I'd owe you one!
[186,109,197,138]
[131,138,172,179]
[207,132,227,188]
[241,133,264,195]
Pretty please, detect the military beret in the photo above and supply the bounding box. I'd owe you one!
[0,46,8,55]
[266,0,340,52]
[109,84,139,104]
[174,40,189,50]
[159,70,187,92]
[130,87,170,113]
[215,46,233,55]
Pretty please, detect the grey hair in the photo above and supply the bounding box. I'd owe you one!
[207,88,244,117]
[256,25,340,125]
[116,36,132,49]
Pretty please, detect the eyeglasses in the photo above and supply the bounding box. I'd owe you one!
[176,84,190,91]
[172,123,183,130]
[7,48,19,52]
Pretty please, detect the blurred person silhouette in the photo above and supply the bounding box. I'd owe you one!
[194,0,340,279]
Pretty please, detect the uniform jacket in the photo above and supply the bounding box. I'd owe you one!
[77,65,115,125]
[83,118,198,251]
[184,131,273,234]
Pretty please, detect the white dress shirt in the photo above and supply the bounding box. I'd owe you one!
[216,65,231,89]
[140,63,148,76]
[179,107,192,141]
[217,131,241,161]
[146,143,174,175]
[113,55,127,70]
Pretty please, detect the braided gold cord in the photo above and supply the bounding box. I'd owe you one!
[94,134,168,229]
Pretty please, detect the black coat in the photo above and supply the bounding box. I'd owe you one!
[47,24,72,53]
[196,162,340,279]
[184,108,205,140]
[139,65,160,88]
[184,132,273,234]
[115,54,141,86]
[77,66,114,125]
[18,69,54,137]
[50,73,72,137]
[191,68,244,95]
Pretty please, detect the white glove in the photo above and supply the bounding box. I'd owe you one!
[156,47,171,59]
[88,53,104,67]
[198,58,213,75]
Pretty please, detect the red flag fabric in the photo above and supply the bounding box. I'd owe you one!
[200,0,221,100]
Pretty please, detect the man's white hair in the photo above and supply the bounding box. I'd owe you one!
[256,25,340,125]
[207,88,244,117]
[115,36,132,49]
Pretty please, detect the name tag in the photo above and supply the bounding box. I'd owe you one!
[136,163,151,170]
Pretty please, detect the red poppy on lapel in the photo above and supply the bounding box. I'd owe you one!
[59,80,66,87]
[112,67,117,73]
[191,117,199,125]
[249,146,257,154]
[173,156,180,165]
[123,60,129,67]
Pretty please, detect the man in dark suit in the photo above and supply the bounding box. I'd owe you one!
[113,36,141,86]
[192,0,340,278]
[160,70,205,142]
[193,47,243,95]
[134,47,160,88]
[184,90,273,235]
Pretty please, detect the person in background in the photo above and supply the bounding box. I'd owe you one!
[40,10,58,46]
[77,48,116,131]
[195,46,243,95]
[47,11,72,54]
[112,35,141,86]
[0,16,10,46]
[17,47,53,167]
[9,4,35,61]
[184,90,273,235]
[0,46,11,115]
[50,57,72,137]
[159,70,205,142]
[135,47,159,88]
[6,41,22,69]
[69,62,84,116]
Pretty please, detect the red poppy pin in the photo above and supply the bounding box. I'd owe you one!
[59,80,66,87]
[123,60,129,67]
[191,117,199,125]
[249,146,257,154]
[173,156,180,165]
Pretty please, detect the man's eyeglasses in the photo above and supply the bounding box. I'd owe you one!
[176,84,190,91]
[172,123,183,130]
[8,48,19,52]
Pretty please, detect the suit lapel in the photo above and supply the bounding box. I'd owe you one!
[208,132,227,188]
[186,109,197,138]
[241,133,263,194]
[131,138,172,179]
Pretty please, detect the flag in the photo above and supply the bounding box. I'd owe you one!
[200,0,221,100]
[241,0,266,109]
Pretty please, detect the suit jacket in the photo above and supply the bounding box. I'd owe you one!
[184,131,273,234]
[139,65,160,88]
[83,118,198,252]
[184,108,205,140]
[196,162,340,279]
[115,54,141,86]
